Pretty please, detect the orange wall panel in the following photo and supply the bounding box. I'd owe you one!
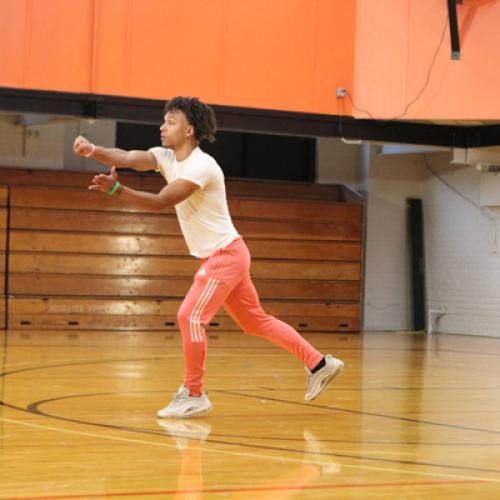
[353,0,500,120]
[220,0,319,112]
[217,0,355,114]
[313,0,356,116]
[354,0,409,119]
[2,0,499,120]
[94,0,225,104]
[0,0,356,116]
[0,0,94,92]
[0,0,29,87]
[94,0,355,115]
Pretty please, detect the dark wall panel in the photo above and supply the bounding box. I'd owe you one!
[116,123,315,182]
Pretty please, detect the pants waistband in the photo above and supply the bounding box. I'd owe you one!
[203,236,243,261]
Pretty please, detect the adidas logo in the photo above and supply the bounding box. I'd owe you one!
[197,268,207,277]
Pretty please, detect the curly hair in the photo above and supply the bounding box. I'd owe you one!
[164,97,217,143]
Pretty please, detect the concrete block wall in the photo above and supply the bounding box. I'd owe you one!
[317,140,500,337]
[362,149,500,337]
[363,151,426,331]
[424,154,500,337]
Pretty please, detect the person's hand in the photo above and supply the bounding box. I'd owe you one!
[73,135,95,157]
[89,167,119,193]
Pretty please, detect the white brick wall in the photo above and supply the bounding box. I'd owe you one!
[424,154,500,337]
[362,148,500,337]
[364,150,426,331]
[316,139,426,331]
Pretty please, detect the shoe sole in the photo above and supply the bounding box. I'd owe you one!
[305,360,344,401]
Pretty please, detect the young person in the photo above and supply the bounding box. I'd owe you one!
[73,97,344,418]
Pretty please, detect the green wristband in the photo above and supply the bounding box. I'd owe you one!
[107,181,121,196]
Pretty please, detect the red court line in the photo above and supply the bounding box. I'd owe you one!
[2,479,487,499]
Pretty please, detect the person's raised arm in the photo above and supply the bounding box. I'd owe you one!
[73,135,157,172]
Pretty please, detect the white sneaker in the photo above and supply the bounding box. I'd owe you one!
[304,355,344,401]
[157,385,212,419]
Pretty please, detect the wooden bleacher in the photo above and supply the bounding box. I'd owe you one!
[0,167,363,333]
[0,187,7,328]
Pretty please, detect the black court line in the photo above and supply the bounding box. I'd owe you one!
[218,390,500,436]
[13,389,500,447]
[3,396,500,476]
[3,357,500,475]
[257,386,500,391]
[2,357,500,437]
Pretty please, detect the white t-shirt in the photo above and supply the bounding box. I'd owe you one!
[149,146,239,258]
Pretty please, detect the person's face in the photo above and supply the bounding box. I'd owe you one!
[160,110,194,148]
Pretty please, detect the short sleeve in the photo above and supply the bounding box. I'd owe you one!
[178,157,216,189]
[148,147,174,180]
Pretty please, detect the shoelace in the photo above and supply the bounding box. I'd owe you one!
[173,389,189,402]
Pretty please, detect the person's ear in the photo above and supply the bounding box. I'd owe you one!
[186,125,194,138]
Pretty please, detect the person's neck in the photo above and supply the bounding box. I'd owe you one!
[173,141,198,162]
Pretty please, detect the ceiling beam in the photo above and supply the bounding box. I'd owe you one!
[0,86,491,148]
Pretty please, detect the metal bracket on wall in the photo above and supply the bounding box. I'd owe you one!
[448,0,461,60]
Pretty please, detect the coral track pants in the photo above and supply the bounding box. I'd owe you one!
[177,237,324,396]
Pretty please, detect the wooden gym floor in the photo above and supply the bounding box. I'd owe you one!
[2,329,500,499]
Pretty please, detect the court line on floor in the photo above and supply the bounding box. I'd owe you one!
[4,358,500,459]
[4,357,500,434]
[0,415,498,485]
[3,358,500,478]
[218,390,500,436]
[21,389,500,447]
[26,398,500,475]
[0,479,488,500]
